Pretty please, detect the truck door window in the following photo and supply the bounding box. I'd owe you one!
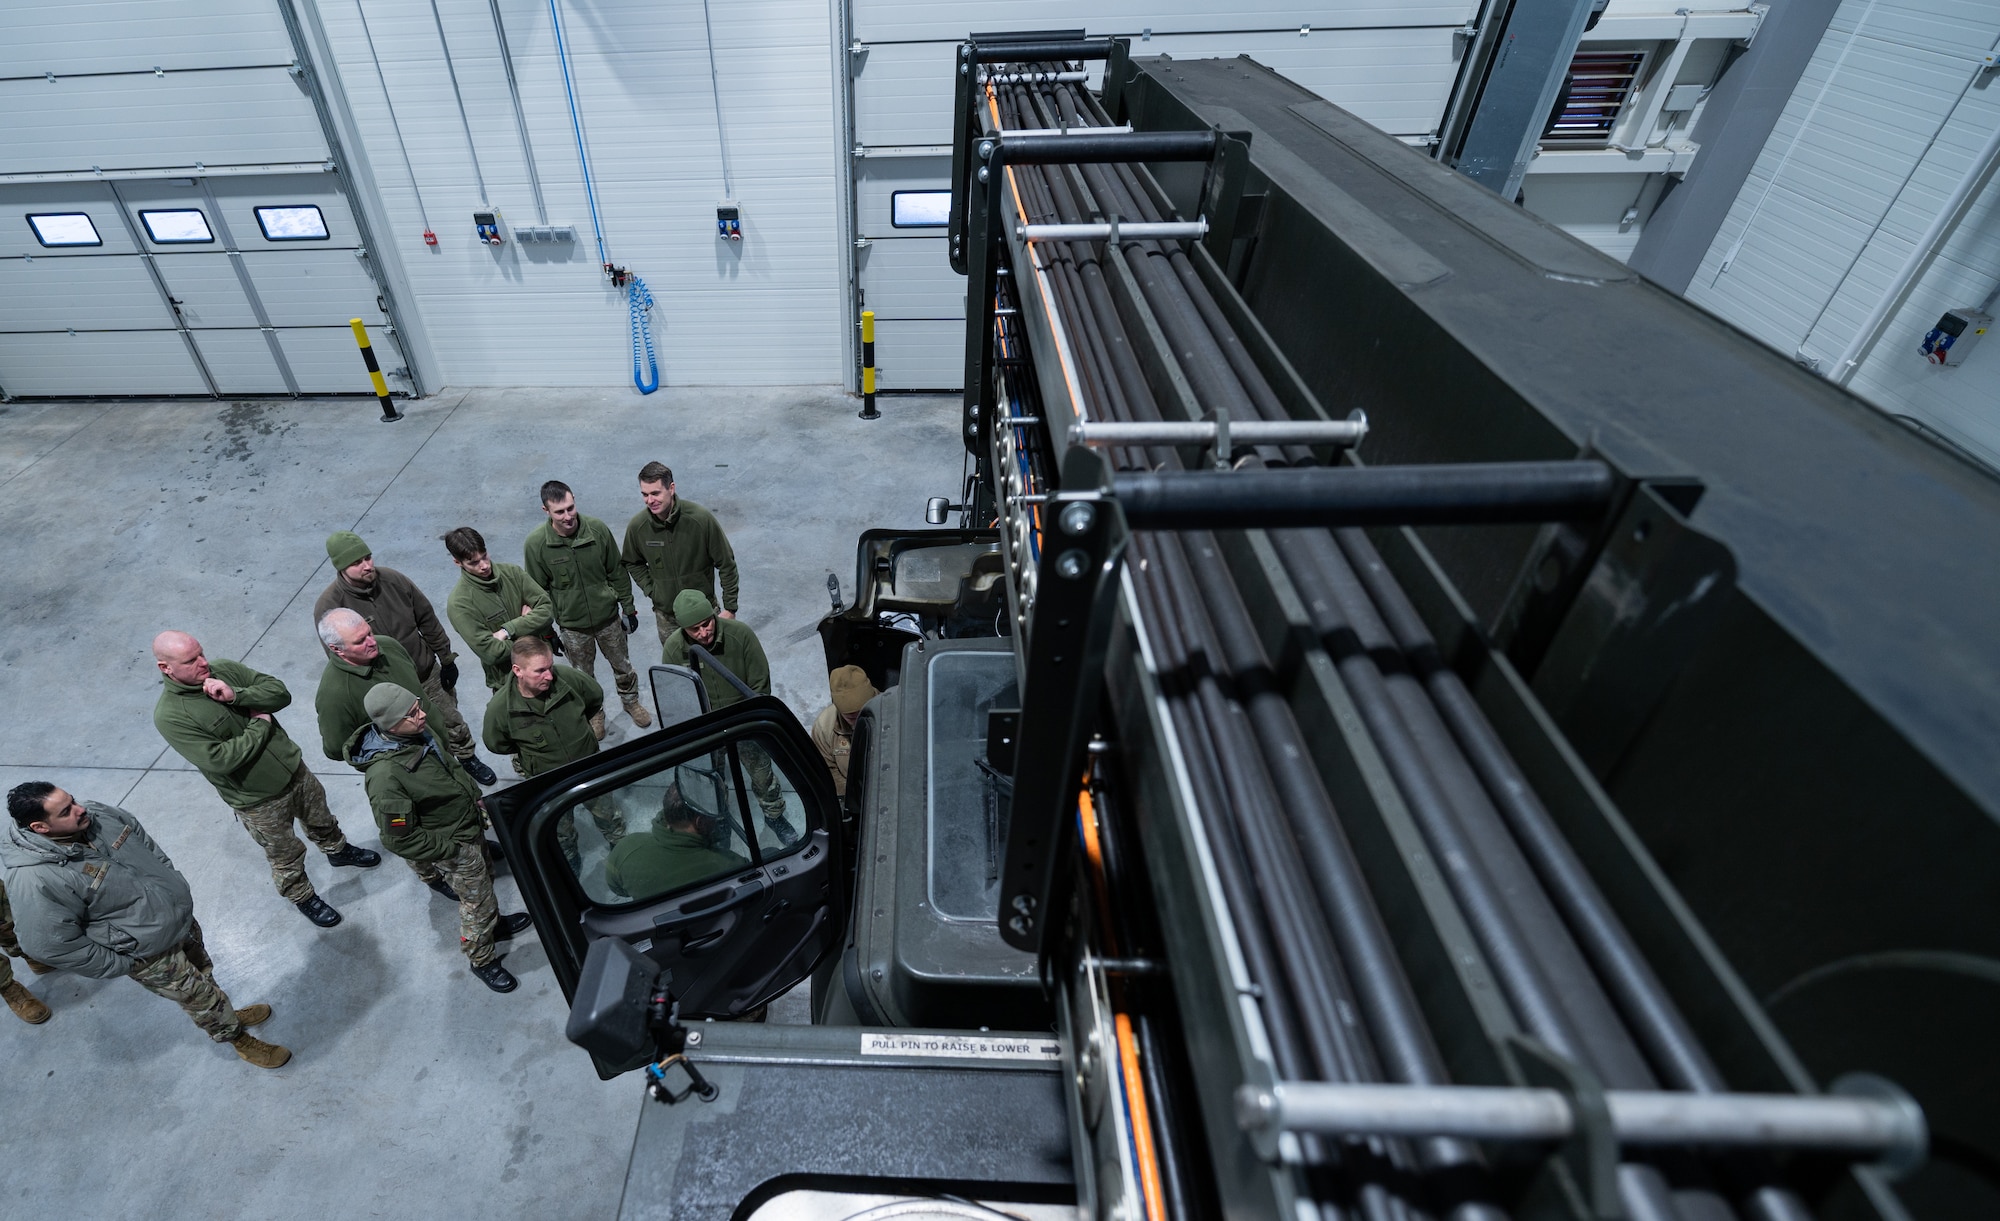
[554,736,811,905]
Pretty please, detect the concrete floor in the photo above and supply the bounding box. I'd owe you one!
[0,386,961,1220]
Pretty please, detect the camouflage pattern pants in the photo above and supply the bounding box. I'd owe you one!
[0,881,23,989]
[421,662,480,761]
[556,799,628,871]
[128,919,240,1043]
[740,741,789,823]
[234,763,348,903]
[651,605,679,655]
[431,838,499,967]
[557,618,640,701]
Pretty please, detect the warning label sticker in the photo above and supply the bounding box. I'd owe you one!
[858,1032,1062,1062]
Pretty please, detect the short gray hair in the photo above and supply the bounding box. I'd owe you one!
[317,607,366,650]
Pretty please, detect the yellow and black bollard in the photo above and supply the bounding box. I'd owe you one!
[858,310,879,419]
[350,318,403,422]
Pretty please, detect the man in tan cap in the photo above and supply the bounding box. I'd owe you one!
[812,666,878,797]
[312,531,490,785]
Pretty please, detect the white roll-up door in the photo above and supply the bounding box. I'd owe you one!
[0,0,411,399]
[843,1,1480,391]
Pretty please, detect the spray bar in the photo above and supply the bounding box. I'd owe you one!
[1237,1081,1926,1164]
[1075,417,1366,448]
[1018,221,1208,242]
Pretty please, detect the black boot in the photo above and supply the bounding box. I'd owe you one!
[471,960,518,992]
[425,877,459,902]
[325,845,381,869]
[295,895,342,927]
[460,756,498,786]
[494,912,533,940]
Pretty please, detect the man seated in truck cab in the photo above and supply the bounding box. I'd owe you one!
[604,781,749,901]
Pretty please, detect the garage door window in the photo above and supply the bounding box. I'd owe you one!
[139,210,215,244]
[254,205,329,241]
[891,191,952,228]
[26,213,102,247]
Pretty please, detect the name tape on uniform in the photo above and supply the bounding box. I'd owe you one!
[859,1032,1062,1062]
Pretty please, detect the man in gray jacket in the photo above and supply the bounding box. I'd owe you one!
[0,783,291,1067]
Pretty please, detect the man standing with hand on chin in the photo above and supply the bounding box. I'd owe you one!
[151,630,378,928]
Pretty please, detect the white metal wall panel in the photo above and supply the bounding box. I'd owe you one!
[0,331,208,396]
[870,319,962,389]
[0,258,177,331]
[276,325,408,393]
[0,71,328,175]
[189,327,293,394]
[241,251,388,326]
[1686,0,2000,468]
[2,187,142,257]
[854,2,1473,43]
[0,1,294,78]
[307,0,843,388]
[859,239,960,317]
[856,157,952,238]
[150,255,265,328]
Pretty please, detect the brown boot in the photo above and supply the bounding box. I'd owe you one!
[4,981,50,1024]
[235,1003,272,1028]
[623,697,653,729]
[231,1031,291,1068]
[589,709,607,741]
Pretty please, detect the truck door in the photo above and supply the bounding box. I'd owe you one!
[485,692,843,1051]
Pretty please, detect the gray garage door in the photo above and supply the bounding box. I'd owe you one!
[0,0,410,398]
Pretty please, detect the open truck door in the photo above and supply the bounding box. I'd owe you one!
[484,685,843,1078]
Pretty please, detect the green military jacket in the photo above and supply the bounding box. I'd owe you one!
[620,499,740,619]
[605,824,749,899]
[152,659,303,809]
[523,515,634,633]
[0,803,196,979]
[346,723,483,864]
[661,616,771,711]
[481,665,604,778]
[446,563,554,691]
[315,636,441,763]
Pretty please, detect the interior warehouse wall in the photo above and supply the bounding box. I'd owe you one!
[1682,0,2000,472]
[306,0,843,388]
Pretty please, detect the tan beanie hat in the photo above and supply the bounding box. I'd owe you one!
[829,665,878,715]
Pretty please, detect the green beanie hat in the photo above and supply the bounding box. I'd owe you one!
[327,531,371,570]
[363,683,422,732]
[673,589,716,627]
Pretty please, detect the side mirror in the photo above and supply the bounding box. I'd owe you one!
[566,937,661,1064]
[925,496,960,525]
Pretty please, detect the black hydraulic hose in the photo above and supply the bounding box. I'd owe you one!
[1333,529,1817,1221]
[1113,464,1618,530]
[967,39,1117,65]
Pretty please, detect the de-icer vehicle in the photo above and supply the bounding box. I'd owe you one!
[485,30,1985,1221]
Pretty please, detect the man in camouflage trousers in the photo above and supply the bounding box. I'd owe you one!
[313,531,494,785]
[0,784,290,1067]
[621,461,741,650]
[151,631,381,928]
[348,684,532,992]
[523,480,654,730]
[482,636,625,880]
[1,879,54,1023]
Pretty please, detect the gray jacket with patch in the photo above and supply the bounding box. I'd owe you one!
[0,803,196,978]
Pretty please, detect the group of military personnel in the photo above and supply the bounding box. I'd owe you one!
[0,461,879,1070]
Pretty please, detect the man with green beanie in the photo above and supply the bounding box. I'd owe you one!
[152,630,379,929]
[661,589,795,844]
[524,480,653,730]
[348,684,532,993]
[441,526,555,694]
[316,607,499,788]
[621,461,740,651]
[812,664,879,798]
[482,636,627,878]
[313,530,481,773]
